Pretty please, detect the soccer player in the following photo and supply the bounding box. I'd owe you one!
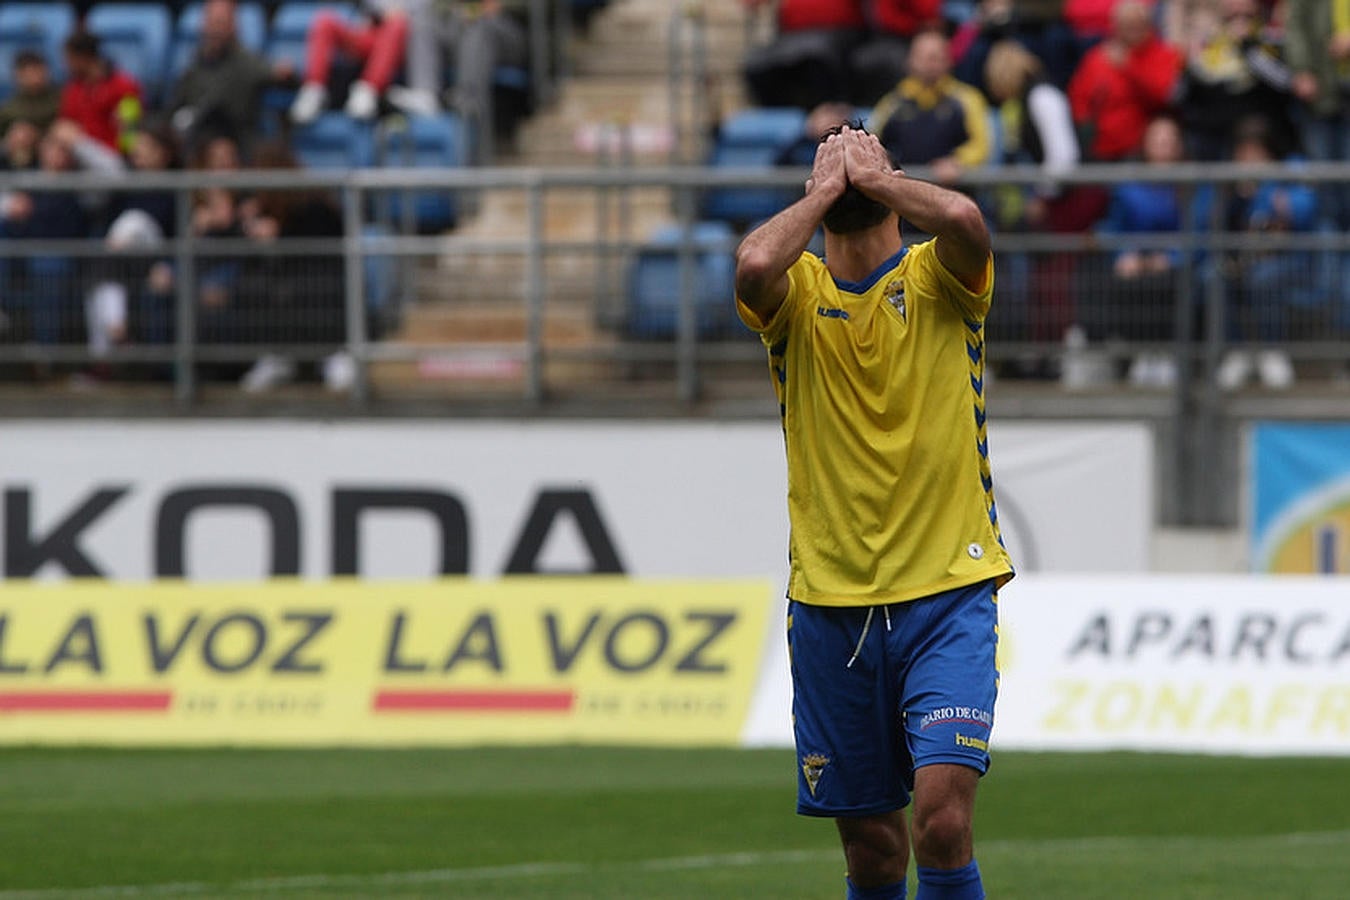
[733,125,1014,900]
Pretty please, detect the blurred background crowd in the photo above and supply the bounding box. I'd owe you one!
[729,0,1350,390]
[1,0,1348,394]
[0,0,545,389]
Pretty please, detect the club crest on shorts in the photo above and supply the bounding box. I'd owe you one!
[801,753,829,796]
[883,279,906,321]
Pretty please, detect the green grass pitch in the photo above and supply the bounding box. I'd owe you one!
[1,747,1349,898]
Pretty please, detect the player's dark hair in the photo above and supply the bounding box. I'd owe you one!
[818,121,893,235]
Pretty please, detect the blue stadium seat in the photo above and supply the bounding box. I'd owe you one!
[292,111,375,168]
[700,107,807,227]
[167,1,266,84]
[85,4,173,104]
[0,4,75,93]
[717,107,807,150]
[378,112,468,232]
[625,222,740,340]
[700,144,799,226]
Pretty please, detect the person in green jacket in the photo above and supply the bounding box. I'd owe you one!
[167,0,293,154]
[0,51,60,137]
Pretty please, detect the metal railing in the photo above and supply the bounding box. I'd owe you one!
[2,161,1349,521]
[3,163,1348,372]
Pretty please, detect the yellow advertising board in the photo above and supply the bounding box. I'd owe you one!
[0,578,773,746]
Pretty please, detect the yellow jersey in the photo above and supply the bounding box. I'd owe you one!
[736,241,1015,607]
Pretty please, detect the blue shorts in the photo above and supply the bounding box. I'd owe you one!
[788,579,999,818]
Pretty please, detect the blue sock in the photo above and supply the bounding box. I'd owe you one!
[846,876,908,899]
[915,860,983,900]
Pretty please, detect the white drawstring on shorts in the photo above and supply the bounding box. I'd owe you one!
[845,605,894,668]
[846,607,876,669]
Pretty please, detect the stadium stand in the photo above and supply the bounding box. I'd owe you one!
[0,0,1346,419]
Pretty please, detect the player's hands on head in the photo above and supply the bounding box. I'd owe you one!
[805,130,848,201]
[841,128,899,197]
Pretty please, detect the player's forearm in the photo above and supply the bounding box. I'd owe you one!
[734,188,835,298]
[856,170,988,253]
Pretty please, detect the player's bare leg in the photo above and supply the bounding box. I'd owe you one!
[836,810,909,889]
[910,763,984,898]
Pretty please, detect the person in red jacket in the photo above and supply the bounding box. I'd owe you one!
[58,31,142,152]
[1066,0,1182,160]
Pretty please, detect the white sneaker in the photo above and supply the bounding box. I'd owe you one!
[1216,350,1252,391]
[345,80,379,120]
[1128,352,1156,387]
[240,354,297,393]
[290,82,328,124]
[386,85,440,116]
[323,350,357,393]
[1060,324,1094,390]
[1257,349,1295,389]
[1152,353,1178,388]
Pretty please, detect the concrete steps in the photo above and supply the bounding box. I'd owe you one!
[392,302,599,345]
[376,0,751,395]
[368,303,620,396]
[573,4,751,79]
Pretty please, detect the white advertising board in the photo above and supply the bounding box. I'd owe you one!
[994,575,1350,755]
[0,420,1151,582]
[743,575,1350,756]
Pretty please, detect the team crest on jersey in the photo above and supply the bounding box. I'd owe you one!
[801,753,829,796]
[883,279,906,321]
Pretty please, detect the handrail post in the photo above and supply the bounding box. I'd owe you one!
[667,5,682,166]
[526,174,546,403]
[342,183,369,405]
[675,180,698,403]
[1166,182,1198,527]
[594,121,613,322]
[1193,178,1231,525]
[530,0,550,110]
[172,187,196,405]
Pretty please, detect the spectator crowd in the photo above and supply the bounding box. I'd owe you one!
[734,0,1349,389]
[0,0,538,390]
[2,0,1346,392]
